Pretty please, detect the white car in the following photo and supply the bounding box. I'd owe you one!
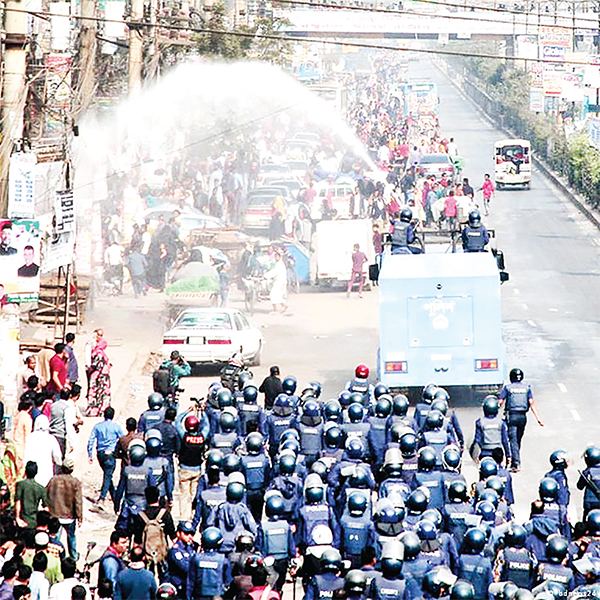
[162,308,263,365]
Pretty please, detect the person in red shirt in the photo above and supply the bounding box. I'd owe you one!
[46,343,69,399]
[444,190,458,232]
[347,243,368,299]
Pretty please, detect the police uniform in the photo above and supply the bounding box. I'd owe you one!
[458,553,493,600]
[186,549,232,600]
[461,225,489,252]
[305,572,345,600]
[138,407,166,434]
[241,451,271,522]
[165,539,196,598]
[499,381,533,470]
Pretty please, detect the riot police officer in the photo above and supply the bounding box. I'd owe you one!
[165,521,196,598]
[282,376,301,409]
[266,394,296,458]
[340,492,376,568]
[241,432,271,522]
[238,385,265,436]
[379,448,412,506]
[191,465,226,532]
[295,399,325,467]
[386,394,417,440]
[498,368,544,473]
[577,446,600,519]
[414,447,445,511]
[304,548,345,600]
[368,396,393,472]
[211,409,241,452]
[458,528,493,600]
[138,393,166,434]
[545,450,570,510]
[461,211,489,253]
[535,534,574,593]
[143,436,174,506]
[267,451,304,525]
[368,540,409,600]
[114,439,152,524]
[373,500,405,562]
[419,411,452,468]
[343,403,372,448]
[400,530,430,595]
[492,524,537,589]
[471,396,511,462]
[399,432,419,486]
[390,208,419,255]
[443,481,476,548]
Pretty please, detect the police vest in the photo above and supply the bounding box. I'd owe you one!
[145,457,169,494]
[502,547,534,588]
[372,576,406,600]
[269,415,295,445]
[300,504,332,546]
[481,416,503,449]
[125,465,150,497]
[239,403,260,434]
[423,429,447,464]
[211,431,238,452]
[166,541,194,589]
[444,503,474,544]
[414,472,445,509]
[298,422,323,457]
[262,520,291,560]
[420,541,448,568]
[349,378,369,398]
[400,458,418,485]
[538,562,573,588]
[464,227,486,251]
[344,422,370,443]
[414,404,431,431]
[241,455,268,490]
[141,408,166,432]
[179,433,204,468]
[193,551,227,597]
[459,554,492,600]
[391,222,409,247]
[367,418,387,458]
[341,515,371,556]
[313,573,345,599]
[584,467,600,506]
[541,502,562,524]
[505,384,529,413]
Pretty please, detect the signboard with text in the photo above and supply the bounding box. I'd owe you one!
[8,153,37,219]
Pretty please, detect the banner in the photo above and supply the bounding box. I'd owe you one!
[55,190,75,233]
[8,153,37,219]
[529,88,544,112]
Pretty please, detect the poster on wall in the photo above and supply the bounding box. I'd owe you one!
[8,153,37,219]
[0,220,41,304]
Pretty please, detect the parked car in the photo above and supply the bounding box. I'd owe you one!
[139,204,226,241]
[417,154,455,180]
[161,308,263,365]
[243,187,291,231]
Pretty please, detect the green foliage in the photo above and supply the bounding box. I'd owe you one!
[195,2,245,60]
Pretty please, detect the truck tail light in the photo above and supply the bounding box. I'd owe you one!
[385,361,408,373]
[475,359,498,371]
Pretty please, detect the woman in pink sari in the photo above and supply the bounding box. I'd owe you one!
[85,338,112,416]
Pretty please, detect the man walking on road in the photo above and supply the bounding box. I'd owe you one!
[87,407,124,511]
[347,243,368,299]
[259,366,283,410]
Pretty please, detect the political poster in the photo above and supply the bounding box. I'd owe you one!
[0,220,42,304]
[7,153,37,219]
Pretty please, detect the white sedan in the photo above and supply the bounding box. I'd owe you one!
[161,308,263,366]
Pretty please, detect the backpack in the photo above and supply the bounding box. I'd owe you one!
[153,369,170,396]
[140,508,168,563]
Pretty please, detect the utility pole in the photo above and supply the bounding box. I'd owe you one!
[74,0,98,119]
[0,0,29,216]
[128,0,144,96]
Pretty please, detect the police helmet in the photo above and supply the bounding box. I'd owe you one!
[400,208,413,223]
[448,480,468,502]
[468,210,481,228]
[587,509,600,535]
[545,534,569,564]
[402,531,422,560]
[348,466,371,489]
[418,447,437,472]
[208,382,222,408]
[281,439,300,456]
[422,383,438,403]
[156,583,178,600]
[148,392,164,410]
[177,521,195,534]
[375,396,393,418]
[243,385,259,403]
[282,376,297,395]
[475,501,496,524]
[278,451,297,475]
[375,500,404,526]
[407,489,428,514]
[350,392,366,407]
[338,390,352,407]
[273,393,292,412]
[243,554,264,576]
[307,381,322,399]
[145,428,162,443]
[478,489,499,509]
[320,548,342,573]
[417,519,438,541]
[202,526,223,550]
[324,400,342,422]
[355,364,369,379]
[206,449,224,471]
[485,476,506,498]
[463,527,487,554]
[265,492,285,519]
[509,368,524,383]
[482,395,499,417]
[220,410,238,432]
[223,453,242,475]
[431,399,448,416]
[400,432,418,457]
[281,428,300,443]
[238,371,253,389]
[146,436,162,457]
[383,448,403,476]
[346,437,365,460]
[539,477,559,503]
[217,388,234,409]
[425,410,444,431]
[389,423,408,444]
[305,483,324,504]
[549,450,568,470]
[443,445,462,471]
[226,481,245,503]
[421,508,443,530]
[184,414,199,433]
[505,524,527,548]
[345,570,367,594]
[374,383,389,399]
[433,388,450,403]
[246,432,263,455]
[450,582,475,600]
[479,457,498,479]
[584,446,600,468]
[303,399,321,419]
[381,556,403,578]
[422,570,448,599]
[324,425,344,449]
[347,492,368,516]
[311,460,328,482]
[129,440,147,466]
[392,394,409,417]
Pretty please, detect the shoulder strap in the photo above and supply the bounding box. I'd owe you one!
[140,512,150,524]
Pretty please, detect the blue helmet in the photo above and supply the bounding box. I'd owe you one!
[282,377,297,395]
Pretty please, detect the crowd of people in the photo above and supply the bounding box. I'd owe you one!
[3,354,600,600]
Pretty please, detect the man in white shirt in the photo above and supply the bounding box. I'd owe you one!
[49,557,90,600]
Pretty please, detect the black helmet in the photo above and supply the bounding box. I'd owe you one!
[227,481,245,503]
[475,501,496,524]
[389,423,407,444]
[129,440,147,466]
[148,392,164,410]
[177,520,195,534]
[338,390,352,407]
[346,437,365,460]
[324,400,342,422]
[348,466,370,489]
[381,556,403,578]
[402,531,422,560]
[422,508,443,530]
[282,376,297,395]
[324,425,344,449]
[265,492,285,519]
[478,489,499,508]
[311,460,328,482]
[422,383,438,403]
[375,396,393,418]
[584,446,600,468]
[450,581,475,600]
[279,452,297,475]
[431,399,448,416]
[587,509,600,535]
[321,548,342,573]
[448,480,468,503]
[305,484,324,504]
[417,519,437,541]
[146,436,162,457]
[505,524,527,548]
[485,476,505,498]
[549,450,568,470]
[220,410,238,432]
[400,432,417,457]
[375,500,404,526]
[373,383,389,399]
[307,381,322,399]
[418,447,437,472]
[349,391,365,407]
[509,368,524,383]
[545,534,569,564]
[238,371,253,389]
[400,208,412,223]
[407,489,428,514]
[157,583,178,599]
[281,428,299,443]
[345,570,367,594]
[202,526,223,550]
[433,388,450,403]
[442,446,461,471]
[348,402,365,423]
[383,448,403,476]
[243,385,259,403]
[217,388,234,409]
[303,399,321,420]
[206,449,224,471]
[246,432,264,454]
[425,410,444,431]
[392,394,409,417]
[223,453,242,474]
[482,395,499,417]
[463,527,486,554]
[422,569,449,598]
[348,492,368,516]
[468,210,481,228]
[479,457,498,479]
[539,477,559,503]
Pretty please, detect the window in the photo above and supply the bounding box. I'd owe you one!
[238,313,251,329]
[233,314,244,330]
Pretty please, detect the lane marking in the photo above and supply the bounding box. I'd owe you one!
[548,308,559,312]
[558,383,568,393]
[571,409,581,421]
[527,320,537,327]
